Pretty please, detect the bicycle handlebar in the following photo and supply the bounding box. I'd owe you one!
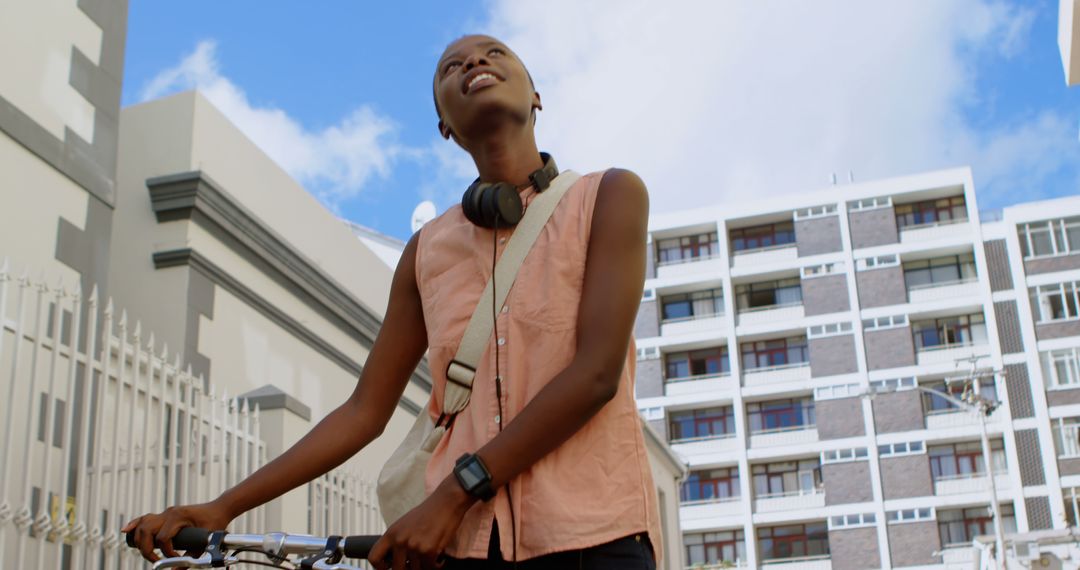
[125,527,380,560]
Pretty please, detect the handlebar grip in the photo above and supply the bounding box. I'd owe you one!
[173,527,212,551]
[342,535,380,559]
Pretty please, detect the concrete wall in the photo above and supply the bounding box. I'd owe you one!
[994,301,1025,354]
[1004,363,1035,419]
[810,334,859,378]
[829,527,880,570]
[795,216,843,257]
[636,299,659,339]
[864,326,916,371]
[849,207,898,249]
[822,461,873,505]
[888,521,942,567]
[637,357,664,398]
[816,397,866,440]
[872,390,924,433]
[1036,320,1080,341]
[1048,386,1080,407]
[984,240,1014,291]
[856,266,907,308]
[802,274,850,316]
[880,455,933,499]
[1025,253,1080,275]
[643,421,687,570]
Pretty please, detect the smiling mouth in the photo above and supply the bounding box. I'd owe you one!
[465,72,499,93]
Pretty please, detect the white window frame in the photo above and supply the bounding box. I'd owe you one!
[642,288,655,301]
[1031,282,1080,323]
[794,204,839,221]
[637,346,659,361]
[870,377,917,393]
[814,383,861,401]
[807,322,854,339]
[887,508,935,524]
[857,255,900,271]
[863,314,908,331]
[821,447,869,464]
[878,440,926,457]
[801,262,845,279]
[1020,217,1080,259]
[1043,347,1080,389]
[848,196,893,212]
[829,512,877,530]
[640,406,664,421]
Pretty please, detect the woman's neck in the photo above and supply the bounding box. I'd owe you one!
[468,129,544,186]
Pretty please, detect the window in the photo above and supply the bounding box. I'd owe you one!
[741,337,809,370]
[821,447,868,464]
[660,288,723,321]
[730,222,796,252]
[938,505,1016,547]
[735,278,803,310]
[807,322,853,339]
[830,513,876,529]
[857,254,899,271]
[863,314,908,331]
[879,441,925,457]
[1019,217,1080,258]
[655,232,719,265]
[795,204,838,220]
[757,523,829,561]
[870,377,917,393]
[1054,417,1080,458]
[921,378,998,413]
[1031,282,1080,323]
[911,313,987,350]
[1064,487,1080,527]
[1043,348,1080,388]
[664,347,729,381]
[748,398,815,433]
[682,467,740,503]
[887,508,934,524]
[636,346,658,361]
[685,530,746,567]
[928,440,1006,480]
[895,195,968,229]
[801,262,844,279]
[814,382,861,401]
[753,459,822,497]
[903,253,977,290]
[848,196,892,211]
[669,407,736,442]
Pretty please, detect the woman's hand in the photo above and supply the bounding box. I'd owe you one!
[121,501,235,562]
[370,477,477,570]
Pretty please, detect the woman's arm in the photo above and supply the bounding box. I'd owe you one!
[124,231,430,562]
[370,168,649,570]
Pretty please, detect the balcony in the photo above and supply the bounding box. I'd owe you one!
[731,244,798,272]
[665,372,733,397]
[907,279,979,304]
[657,254,725,280]
[680,496,744,524]
[760,556,832,570]
[749,425,818,449]
[684,563,749,570]
[915,341,988,366]
[672,434,740,464]
[898,219,971,244]
[661,314,726,337]
[933,472,1011,496]
[737,303,805,328]
[925,407,1004,430]
[939,546,977,566]
[742,362,811,387]
[754,488,826,513]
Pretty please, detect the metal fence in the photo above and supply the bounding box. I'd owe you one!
[0,261,381,568]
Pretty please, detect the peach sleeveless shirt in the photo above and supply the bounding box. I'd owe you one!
[415,170,662,561]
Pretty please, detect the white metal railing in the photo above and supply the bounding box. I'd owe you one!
[666,371,731,385]
[306,470,385,538]
[657,253,723,268]
[751,423,817,436]
[0,262,381,569]
[661,311,724,325]
[760,554,831,568]
[685,561,749,569]
[680,495,741,507]
[732,243,797,256]
[907,278,978,292]
[670,433,737,445]
[738,301,803,314]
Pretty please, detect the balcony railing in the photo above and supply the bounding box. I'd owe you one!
[915,341,987,366]
[657,253,724,280]
[749,425,818,448]
[933,472,1010,496]
[754,488,826,513]
[685,562,749,570]
[681,495,742,507]
[898,218,970,244]
[906,279,979,304]
[736,303,805,327]
[661,313,725,336]
[939,546,977,565]
[759,555,832,569]
[742,362,811,386]
[671,432,738,445]
[657,252,723,268]
[925,406,1003,430]
[731,244,798,270]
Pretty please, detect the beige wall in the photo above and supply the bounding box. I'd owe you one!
[1063,0,1079,86]
[644,420,687,570]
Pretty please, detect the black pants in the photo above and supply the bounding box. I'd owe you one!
[442,522,656,570]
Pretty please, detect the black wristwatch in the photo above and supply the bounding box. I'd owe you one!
[454,453,496,501]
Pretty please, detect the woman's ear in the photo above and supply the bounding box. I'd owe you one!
[438,119,452,140]
[533,91,543,112]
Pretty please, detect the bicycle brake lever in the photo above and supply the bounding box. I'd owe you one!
[151,553,240,569]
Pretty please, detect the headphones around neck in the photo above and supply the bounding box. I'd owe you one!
[461,153,559,229]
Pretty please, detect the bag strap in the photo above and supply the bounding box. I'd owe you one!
[441,170,582,416]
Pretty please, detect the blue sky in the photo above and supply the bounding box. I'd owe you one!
[123,1,1079,241]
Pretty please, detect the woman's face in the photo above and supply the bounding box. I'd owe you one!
[434,35,539,143]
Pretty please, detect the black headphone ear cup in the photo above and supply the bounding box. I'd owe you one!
[480,184,509,228]
[495,186,523,226]
[462,182,485,227]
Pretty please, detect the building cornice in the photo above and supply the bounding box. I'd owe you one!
[147,170,431,394]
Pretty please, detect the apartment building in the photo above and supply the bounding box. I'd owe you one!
[1062,0,1079,86]
[634,167,1080,569]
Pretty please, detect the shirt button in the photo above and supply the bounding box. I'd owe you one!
[494,415,501,424]
[497,338,506,346]
[499,237,507,244]
[502,306,509,313]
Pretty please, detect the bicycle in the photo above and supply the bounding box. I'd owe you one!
[125,527,380,569]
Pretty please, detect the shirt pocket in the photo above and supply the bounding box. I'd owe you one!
[508,238,584,331]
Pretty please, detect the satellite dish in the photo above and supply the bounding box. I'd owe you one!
[411,200,437,233]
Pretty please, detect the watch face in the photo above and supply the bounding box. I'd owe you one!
[460,462,484,488]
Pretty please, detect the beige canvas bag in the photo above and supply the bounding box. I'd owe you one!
[376,171,582,525]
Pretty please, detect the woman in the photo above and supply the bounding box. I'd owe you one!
[124,34,659,570]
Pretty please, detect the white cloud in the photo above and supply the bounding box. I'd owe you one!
[139,40,401,207]
[477,0,1074,213]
